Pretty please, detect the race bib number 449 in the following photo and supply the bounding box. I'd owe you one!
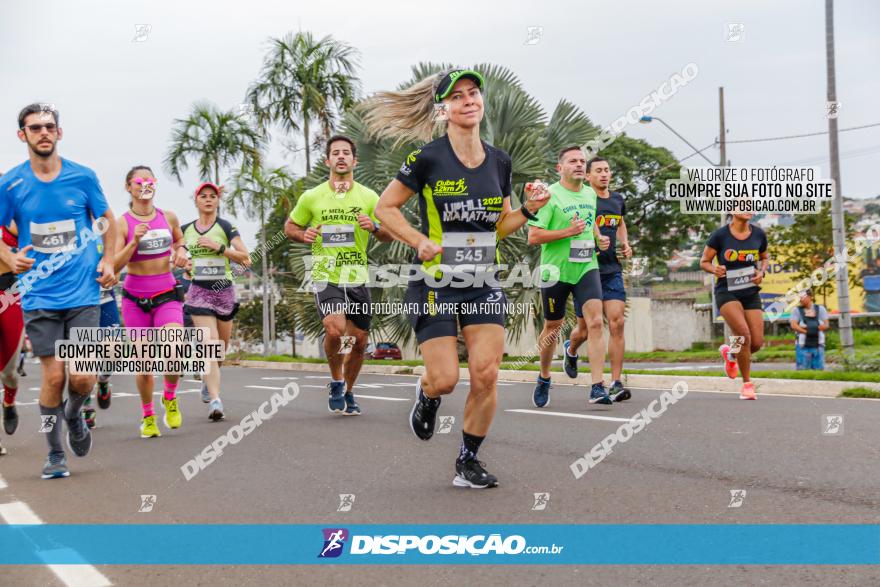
[726,266,755,291]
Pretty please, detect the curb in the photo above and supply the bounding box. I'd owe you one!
[236,361,876,398]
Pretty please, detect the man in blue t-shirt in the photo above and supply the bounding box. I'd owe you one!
[0,103,118,479]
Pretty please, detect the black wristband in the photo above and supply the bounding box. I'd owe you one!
[218,244,226,255]
[520,205,537,221]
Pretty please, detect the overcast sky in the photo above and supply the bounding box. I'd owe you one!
[2,0,878,247]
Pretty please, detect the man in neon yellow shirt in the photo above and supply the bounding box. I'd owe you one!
[527,146,611,407]
[285,136,392,415]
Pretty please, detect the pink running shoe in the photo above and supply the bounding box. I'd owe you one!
[719,344,738,379]
[739,381,757,400]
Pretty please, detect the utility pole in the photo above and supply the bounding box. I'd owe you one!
[825,0,854,354]
[260,203,271,357]
[719,86,732,341]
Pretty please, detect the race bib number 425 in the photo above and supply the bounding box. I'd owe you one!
[321,225,355,248]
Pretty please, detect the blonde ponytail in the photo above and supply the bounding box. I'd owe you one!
[359,71,449,146]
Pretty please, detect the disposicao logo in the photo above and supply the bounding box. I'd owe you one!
[318,528,349,558]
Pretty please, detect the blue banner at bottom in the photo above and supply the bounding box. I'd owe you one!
[0,524,878,565]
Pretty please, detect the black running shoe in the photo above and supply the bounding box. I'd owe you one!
[16,366,26,377]
[64,400,92,458]
[3,403,18,435]
[96,381,111,409]
[409,381,441,441]
[453,458,499,489]
[562,340,579,379]
[343,392,361,416]
[609,380,632,402]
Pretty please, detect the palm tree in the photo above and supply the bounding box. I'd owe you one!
[229,165,300,356]
[246,31,360,174]
[164,102,263,186]
[284,62,599,349]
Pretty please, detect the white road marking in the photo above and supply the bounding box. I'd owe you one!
[355,394,409,402]
[506,409,634,423]
[0,474,6,490]
[260,376,298,380]
[0,501,112,587]
[246,385,284,391]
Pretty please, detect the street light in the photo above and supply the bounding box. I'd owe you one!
[639,116,721,166]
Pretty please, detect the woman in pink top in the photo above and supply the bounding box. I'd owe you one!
[113,166,188,439]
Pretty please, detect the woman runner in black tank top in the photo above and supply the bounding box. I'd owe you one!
[700,212,769,400]
[364,68,550,489]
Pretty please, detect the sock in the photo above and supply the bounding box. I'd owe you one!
[64,390,89,420]
[331,378,344,385]
[142,402,154,418]
[613,379,623,388]
[163,381,178,401]
[98,373,111,384]
[566,345,578,358]
[3,386,16,405]
[39,404,64,453]
[537,375,551,384]
[458,431,485,463]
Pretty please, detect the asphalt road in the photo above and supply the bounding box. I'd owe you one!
[1,365,878,586]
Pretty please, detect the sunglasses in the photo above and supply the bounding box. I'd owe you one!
[131,178,157,186]
[24,123,57,133]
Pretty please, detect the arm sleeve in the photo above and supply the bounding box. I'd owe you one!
[85,169,109,218]
[395,148,428,193]
[289,191,313,227]
[620,196,627,218]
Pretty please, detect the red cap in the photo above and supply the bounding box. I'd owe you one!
[194,182,222,197]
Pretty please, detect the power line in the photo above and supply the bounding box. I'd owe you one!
[724,121,880,145]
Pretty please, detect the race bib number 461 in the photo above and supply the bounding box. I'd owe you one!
[30,219,77,254]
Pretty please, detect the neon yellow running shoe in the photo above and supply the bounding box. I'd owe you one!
[162,397,182,429]
[140,415,161,438]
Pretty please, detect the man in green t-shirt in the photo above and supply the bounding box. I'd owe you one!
[285,135,392,416]
[527,146,611,407]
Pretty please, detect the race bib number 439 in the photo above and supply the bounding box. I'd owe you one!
[193,257,226,280]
